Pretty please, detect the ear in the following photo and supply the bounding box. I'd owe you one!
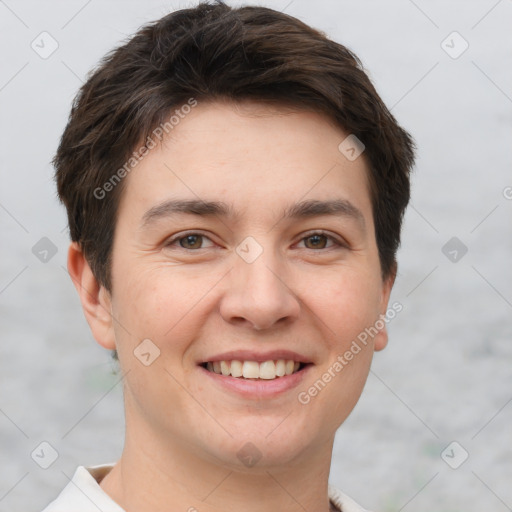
[373,265,396,352]
[67,242,116,350]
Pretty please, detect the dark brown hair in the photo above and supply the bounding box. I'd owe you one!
[54,0,415,292]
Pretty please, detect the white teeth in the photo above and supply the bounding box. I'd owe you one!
[204,359,303,379]
[220,360,231,376]
[242,361,260,379]
[275,359,286,377]
[259,361,276,380]
[230,360,243,378]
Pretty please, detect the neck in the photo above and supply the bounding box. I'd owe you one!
[100,416,335,512]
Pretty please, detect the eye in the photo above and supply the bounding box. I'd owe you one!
[164,231,345,251]
[297,232,344,250]
[165,233,215,250]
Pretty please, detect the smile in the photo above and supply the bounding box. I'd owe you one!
[201,359,306,380]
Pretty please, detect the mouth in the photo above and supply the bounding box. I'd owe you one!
[199,359,309,380]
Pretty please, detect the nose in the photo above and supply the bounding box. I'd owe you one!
[219,247,301,331]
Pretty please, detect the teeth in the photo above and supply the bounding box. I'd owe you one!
[230,360,243,378]
[275,359,286,377]
[204,359,303,379]
[220,360,231,376]
[259,361,276,380]
[242,361,260,379]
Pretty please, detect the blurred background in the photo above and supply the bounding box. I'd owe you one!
[1,1,511,511]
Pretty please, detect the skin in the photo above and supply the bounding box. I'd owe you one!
[68,100,394,512]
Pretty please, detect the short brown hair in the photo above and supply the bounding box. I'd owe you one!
[54,0,415,292]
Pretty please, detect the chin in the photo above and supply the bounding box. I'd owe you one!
[201,417,320,471]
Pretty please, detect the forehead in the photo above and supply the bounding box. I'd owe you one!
[117,100,373,229]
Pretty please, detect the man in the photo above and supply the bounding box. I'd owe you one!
[42,1,415,511]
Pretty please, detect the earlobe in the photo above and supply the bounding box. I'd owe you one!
[67,242,116,350]
[373,321,389,352]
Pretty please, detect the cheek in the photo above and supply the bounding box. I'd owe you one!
[305,275,380,426]
[111,260,221,344]
[311,268,382,341]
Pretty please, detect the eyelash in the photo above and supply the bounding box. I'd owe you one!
[164,231,346,251]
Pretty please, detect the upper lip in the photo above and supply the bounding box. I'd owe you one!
[199,349,313,364]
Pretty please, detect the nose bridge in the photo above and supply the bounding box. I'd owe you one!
[220,235,300,330]
[241,250,284,300]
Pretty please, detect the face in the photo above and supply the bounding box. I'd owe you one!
[76,100,394,471]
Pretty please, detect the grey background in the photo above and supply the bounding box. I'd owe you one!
[1,1,511,511]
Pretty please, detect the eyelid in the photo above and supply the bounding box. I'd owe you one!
[295,230,347,249]
[164,230,348,250]
[164,231,216,249]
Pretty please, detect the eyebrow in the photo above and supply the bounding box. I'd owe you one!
[140,198,366,231]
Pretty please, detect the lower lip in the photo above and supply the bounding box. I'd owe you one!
[198,364,312,399]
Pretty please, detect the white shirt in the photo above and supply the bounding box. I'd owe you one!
[40,463,371,512]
